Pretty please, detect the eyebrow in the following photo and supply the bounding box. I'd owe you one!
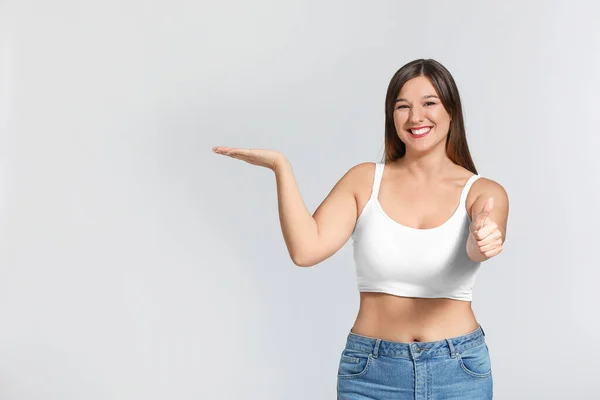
[395,95,439,103]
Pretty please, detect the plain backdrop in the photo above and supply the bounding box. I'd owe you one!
[1,0,599,399]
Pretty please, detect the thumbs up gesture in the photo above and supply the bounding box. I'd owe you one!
[467,197,504,261]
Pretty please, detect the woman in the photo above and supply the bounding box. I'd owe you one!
[213,58,509,399]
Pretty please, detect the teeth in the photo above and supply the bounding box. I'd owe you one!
[410,127,431,135]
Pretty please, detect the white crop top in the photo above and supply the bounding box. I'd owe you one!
[351,162,482,301]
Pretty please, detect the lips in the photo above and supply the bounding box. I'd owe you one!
[409,126,432,136]
[409,126,431,130]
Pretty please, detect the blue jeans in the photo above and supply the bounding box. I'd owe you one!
[337,324,492,399]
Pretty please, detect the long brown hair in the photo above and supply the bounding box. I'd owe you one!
[382,59,477,174]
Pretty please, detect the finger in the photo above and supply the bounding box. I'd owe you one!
[220,150,256,165]
[472,220,498,240]
[479,243,495,253]
[221,148,249,158]
[213,146,242,155]
[474,197,494,228]
[477,229,502,246]
[227,148,250,156]
[479,239,502,253]
[483,247,502,258]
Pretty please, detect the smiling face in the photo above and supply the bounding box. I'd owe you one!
[393,76,452,154]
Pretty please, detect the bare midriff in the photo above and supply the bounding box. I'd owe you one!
[351,292,479,343]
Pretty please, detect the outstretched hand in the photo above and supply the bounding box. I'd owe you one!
[212,146,286,171]
[467,197,504,260]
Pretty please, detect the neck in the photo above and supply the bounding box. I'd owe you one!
[394,147,454,181]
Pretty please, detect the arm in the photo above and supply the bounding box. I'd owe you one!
[466,178,509,262]
[274,159,366,267]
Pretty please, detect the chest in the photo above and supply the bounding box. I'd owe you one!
[377,189,466,230]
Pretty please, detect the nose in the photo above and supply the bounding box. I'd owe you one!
[409,106,424,124]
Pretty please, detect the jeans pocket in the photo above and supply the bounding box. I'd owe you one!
[457,342,492,378]
[337,348,373,379]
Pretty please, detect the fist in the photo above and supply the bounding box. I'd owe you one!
[468,197,504,259]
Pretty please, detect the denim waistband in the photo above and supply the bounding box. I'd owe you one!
[345,324,486,360]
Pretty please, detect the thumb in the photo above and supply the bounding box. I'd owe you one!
[474,197,494,229]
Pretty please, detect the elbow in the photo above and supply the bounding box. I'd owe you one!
[291,256,313,268]
[291,252,316,268]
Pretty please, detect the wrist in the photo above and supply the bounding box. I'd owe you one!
[272,156,290,173]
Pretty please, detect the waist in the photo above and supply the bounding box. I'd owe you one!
[352,292,478,342]
[345,323,487,359]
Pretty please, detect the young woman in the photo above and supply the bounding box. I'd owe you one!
[213,58,509,399]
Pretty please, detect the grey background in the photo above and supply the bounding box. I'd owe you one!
[1,0,599,399]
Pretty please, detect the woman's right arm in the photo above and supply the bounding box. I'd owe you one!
[274,159,371,267]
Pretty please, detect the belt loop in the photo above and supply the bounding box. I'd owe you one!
[480,324,486,337]
[372,339,381,358]
[445,338,457,358]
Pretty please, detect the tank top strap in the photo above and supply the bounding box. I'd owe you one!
[370,162,385,200]
[459,174,482,206]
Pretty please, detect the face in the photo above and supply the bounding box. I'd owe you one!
[393,76,452,153]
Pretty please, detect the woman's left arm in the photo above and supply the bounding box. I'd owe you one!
[466,179,510,262]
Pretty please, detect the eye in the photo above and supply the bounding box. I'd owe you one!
[396,105,408,109]
[424,101,436,106]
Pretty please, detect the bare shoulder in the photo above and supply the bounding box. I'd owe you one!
[470,177,508,200]
[348,161,375,179]
[347,161,376,175]
[342,161,377,190]
[342,161,375,187]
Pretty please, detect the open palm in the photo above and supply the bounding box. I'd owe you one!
[212,146,285,170]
